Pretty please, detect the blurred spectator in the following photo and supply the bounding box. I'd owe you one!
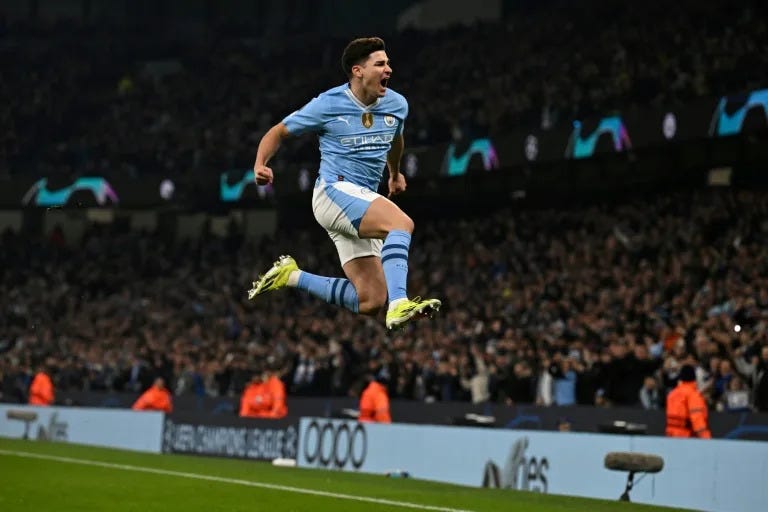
[239,372,270,418]
[359,374,391,423]
[499,361,536,405]
[290,346,318,396]
[666,365,711,439]
[754,346,768,412]
[460,345,490,404]
[604,343,661,406]
[556,417,572,432]
[639,376,662,410]
[535,357,554,406]
[131,377,173,413]
[550,354,577,406]
[263,367,288,419]
[718,374,751,413]
[28,362,54,406]
[712,359,736,404]
[574,350,603,406]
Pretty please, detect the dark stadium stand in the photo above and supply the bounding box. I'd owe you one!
[2,0,767,178]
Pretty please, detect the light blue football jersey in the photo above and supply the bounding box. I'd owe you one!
[282,84,408,192]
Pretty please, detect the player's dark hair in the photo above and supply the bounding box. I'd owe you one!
[341,37,386,76]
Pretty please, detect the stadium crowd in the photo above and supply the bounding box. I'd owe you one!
[2,0,767,178]
[2,0,768,415]
[1,188,768,414]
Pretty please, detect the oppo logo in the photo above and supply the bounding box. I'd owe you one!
[482,437,548,493]
[303,420,367,469]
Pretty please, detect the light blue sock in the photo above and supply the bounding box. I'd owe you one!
[381,230,411,303]
[296,272,359,313]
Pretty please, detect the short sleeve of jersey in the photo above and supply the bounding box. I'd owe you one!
[396,96,409,135]
[282,96,326,135]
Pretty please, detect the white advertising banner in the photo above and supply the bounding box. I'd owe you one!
[298,418,768,512]
[0,404,164,453]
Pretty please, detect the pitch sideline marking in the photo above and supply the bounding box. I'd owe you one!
[0,449,475,512]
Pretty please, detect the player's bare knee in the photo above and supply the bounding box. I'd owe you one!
[393,213,414,234]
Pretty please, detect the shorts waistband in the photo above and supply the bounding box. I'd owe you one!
[315,175,346,188]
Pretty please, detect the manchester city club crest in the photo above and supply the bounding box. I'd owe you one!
[384,115,396,127]
[362,112,374,128]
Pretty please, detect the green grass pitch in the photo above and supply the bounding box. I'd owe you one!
[0,437,692,512]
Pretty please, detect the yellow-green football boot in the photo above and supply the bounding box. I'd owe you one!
[248,255,299,300]
[385,296,442,330]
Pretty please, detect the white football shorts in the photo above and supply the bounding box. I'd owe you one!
[312,177,383,265]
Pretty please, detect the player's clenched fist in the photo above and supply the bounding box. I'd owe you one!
[254,164,273,185]
[388,173,406,197]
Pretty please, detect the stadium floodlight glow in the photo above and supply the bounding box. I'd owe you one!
[709,88,768,136]
[565,116,632,159]
[22,177,119,207]
[298,168,312,192]
[524,135,539,161]
[404,153,419,177]
[159,179,175,200]
[662,113,677,140]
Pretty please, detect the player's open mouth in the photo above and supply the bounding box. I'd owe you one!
[380,78,389,89]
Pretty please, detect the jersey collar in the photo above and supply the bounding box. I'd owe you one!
[344,87,380,111]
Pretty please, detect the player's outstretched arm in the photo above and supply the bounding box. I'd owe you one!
[254,122,291,185]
